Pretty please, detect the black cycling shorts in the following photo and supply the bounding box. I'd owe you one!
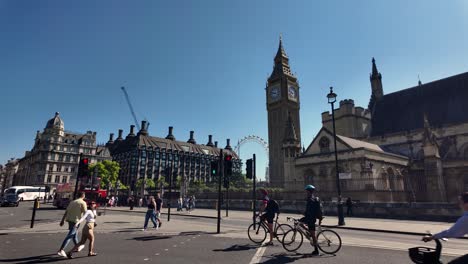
[300,217,316,231]
[261,213,275,224]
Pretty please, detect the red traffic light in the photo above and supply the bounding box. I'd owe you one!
[82,158,89,165]
[225,155,232,161]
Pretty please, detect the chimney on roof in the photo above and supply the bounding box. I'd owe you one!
[127,125,135,138]
[116,129,123,140]
[207,135,214,147]
[214,141,218,148]
[108,133,114,143]
[138,121,148,136]
[225,139,232,150]
[187,131,196,144]
[166,126,175,140]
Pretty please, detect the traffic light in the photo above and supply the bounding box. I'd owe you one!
[211,161,219,176]
[246,159,253,179]
[224,155,233,176]
[78,157,89,178]
[224,155,233,188]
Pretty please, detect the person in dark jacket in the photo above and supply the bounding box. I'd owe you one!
[300,185,323,256]
[346,197,354,216]
[128,196,135,210]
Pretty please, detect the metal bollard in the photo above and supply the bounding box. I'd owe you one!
[30,198,39,228]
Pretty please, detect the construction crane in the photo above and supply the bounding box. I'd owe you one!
[121,86,142,130]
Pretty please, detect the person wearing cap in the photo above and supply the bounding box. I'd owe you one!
[301,185,323,256]
[259,189,274,245]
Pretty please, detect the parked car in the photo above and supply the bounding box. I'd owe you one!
[1,195,19,207]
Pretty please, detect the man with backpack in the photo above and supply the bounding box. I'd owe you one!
[259,189,279,246]
[301,185,323,256]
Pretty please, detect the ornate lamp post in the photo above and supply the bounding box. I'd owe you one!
[327,86,345,226]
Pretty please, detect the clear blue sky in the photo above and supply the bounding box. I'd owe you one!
[1,1,468,180]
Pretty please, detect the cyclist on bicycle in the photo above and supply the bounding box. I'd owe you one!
[300,184,323,256]
[259,189,277,245]
[422,192,468,264]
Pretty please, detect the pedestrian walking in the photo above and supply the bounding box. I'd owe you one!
[177,197,182,211]
[143,196,158,231]
[109,196,115,207]
[128,196,135,210]
[185,197,189,212]
[155,193,163,229]
[139,197,143,207]
[57,192,87,258]
[191,195,196,210]
[66,201,98,258]
[346,197,354,217]
[114,196,119,207]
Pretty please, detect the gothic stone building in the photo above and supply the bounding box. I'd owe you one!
[267,39,468,203]
[15,112,111,192]
[106,121,241,195]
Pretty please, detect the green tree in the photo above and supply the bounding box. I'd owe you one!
[89,160,120,189]
[136,178,156,189]
[156,176,169,188]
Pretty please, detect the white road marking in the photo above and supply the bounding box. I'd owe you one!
[164,249,169,251]
[249,245,267,264]
[155,253,160,256]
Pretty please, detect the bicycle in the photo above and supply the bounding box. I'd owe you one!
[281,217,342,254]
[409,238,442,264]
[247,213,293,244]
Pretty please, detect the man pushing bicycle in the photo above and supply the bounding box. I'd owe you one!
[259,189,279,245]
[300,185,323,256]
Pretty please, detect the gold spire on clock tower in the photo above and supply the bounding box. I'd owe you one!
[266,36,301,188]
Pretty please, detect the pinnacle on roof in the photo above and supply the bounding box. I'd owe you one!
[370,57,382,80]
[274,34,288,62]
[269,35,294,81]
[284,112,298,143]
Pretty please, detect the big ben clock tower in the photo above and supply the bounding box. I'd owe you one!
[266,36,301,188]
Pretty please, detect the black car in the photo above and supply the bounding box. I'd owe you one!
[1,195,19,207]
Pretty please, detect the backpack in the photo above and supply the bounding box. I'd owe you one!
[265,199,280,214]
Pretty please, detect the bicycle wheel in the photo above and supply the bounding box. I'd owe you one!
[248,223,267,244]
[275,224,293,243]
[282,229,303,252]
[317,229,342,254]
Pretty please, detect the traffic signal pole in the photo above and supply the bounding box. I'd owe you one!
[73,153,83,199]
[217,150,223,234]
[253,154,256,226]
[225,186,229,217]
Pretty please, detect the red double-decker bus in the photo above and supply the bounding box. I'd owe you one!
[79,177,107,207]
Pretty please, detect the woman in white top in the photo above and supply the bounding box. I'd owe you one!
[67,201,98,258]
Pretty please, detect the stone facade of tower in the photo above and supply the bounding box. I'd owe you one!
[266,37,301,188]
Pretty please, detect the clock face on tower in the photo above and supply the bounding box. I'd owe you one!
[270,85,280,101]
[288,85,297,101]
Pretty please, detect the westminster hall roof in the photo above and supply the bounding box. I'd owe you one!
[371,71,468,137]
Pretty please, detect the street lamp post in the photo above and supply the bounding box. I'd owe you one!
[116,181,121,199]
[327,86,345,226]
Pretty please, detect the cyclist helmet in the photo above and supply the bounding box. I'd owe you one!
[305,184,316,191]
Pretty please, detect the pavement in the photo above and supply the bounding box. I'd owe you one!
[0,203,466,263]
[104,206,455,236]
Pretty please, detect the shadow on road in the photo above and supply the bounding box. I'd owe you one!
[115,227,143,233]
[130,235,171,241]
[213,244,259,252]
[179,231,215,236]
[0,253,68,264]
[260,253,335,264]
